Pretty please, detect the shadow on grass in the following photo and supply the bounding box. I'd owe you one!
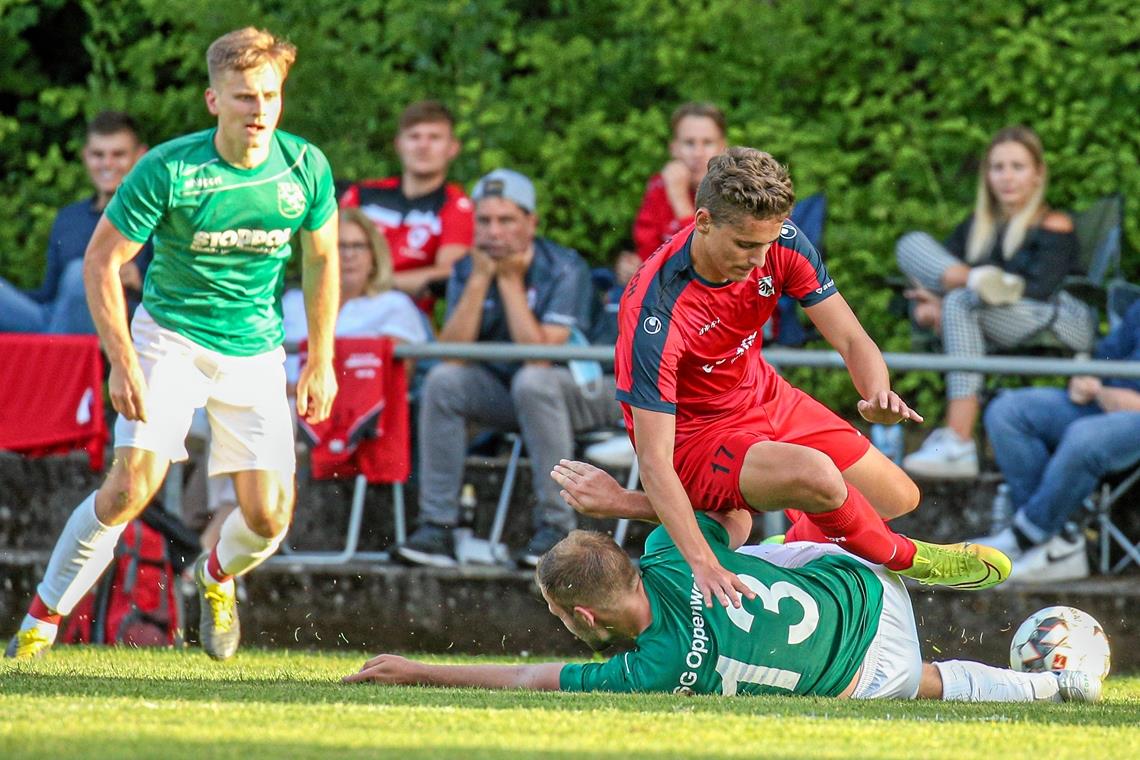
[3,672,1137,728]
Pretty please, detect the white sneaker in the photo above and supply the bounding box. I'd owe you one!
[583,433,635,468]
[902,428,979,479]
[1007,532,1089,584]
[968,265,1026,306]
[1055,669,1102,703]
[969,527,1023,560]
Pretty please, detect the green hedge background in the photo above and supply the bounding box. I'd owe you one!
[2,0,1137,416]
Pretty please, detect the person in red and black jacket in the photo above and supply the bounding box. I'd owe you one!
[632,102,727,261]
[340,100,473,312]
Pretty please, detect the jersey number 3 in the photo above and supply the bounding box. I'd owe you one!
[715,576,819,696]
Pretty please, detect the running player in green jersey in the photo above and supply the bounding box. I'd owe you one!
[6,27,339,662]
[343,461,1101,703]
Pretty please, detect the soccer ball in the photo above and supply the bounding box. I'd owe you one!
[1009,606,1111,679]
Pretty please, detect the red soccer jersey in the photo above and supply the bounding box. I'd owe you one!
[632,173,695,261]
[340,177,474,272]
[615,221,836,444]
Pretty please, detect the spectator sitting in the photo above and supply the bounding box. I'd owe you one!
[974,298,1140,582]
[282,206,431,385]
[340,100,473,312]
[396,169,620,569]
[0,111,152,334]
[896,126,1094,478]
[632,102,726,261]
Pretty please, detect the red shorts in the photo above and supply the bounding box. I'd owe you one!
[673,377,870,512]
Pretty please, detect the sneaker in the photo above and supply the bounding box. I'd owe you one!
[902,428,979,479]
[395,523,458,568]
[4,626,54,659]
[195,554,241,661]
[1007,532,1089,584]
[521,524,569,568]
[583,433,635,468]
[1055,669,1102,703]
[968,526,1023,560]
[968,265,1026,306]
[897,539,1011,591]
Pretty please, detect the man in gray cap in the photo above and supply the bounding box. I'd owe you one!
[397,168,620,567]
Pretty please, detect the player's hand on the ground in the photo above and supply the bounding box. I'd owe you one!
[296,359,338,424]
[109,360,148,422]
[551,459,625,518]
[857,390,923,425]
[692,559,756,609]
[342,653,418,685]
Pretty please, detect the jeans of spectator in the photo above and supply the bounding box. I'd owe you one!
[417,362,620,533]
[896,231,1095,399]
[0,260,96,334]
[984,387,1140,540]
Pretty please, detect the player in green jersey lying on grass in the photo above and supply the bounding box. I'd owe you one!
[344,461,1101,703]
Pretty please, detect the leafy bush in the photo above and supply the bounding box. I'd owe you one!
[2,0,1137,414]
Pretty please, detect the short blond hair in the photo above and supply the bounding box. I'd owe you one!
[207,27,296,85]
[339,207,394,296]
[536,531,640,612]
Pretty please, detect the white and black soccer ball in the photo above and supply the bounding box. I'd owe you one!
[1009,605,1111,679]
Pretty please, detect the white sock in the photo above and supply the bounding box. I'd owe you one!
[934,660,1060,702]
[35,492,127,616]
[212,509,287,580]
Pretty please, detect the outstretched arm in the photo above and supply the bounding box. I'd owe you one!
[343,654,563,690]
[805,294,922,425]
[551,459,754,549]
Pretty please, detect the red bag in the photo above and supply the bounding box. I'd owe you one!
[62,521,183,647]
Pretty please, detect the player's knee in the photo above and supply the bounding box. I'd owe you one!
[242,484,294,537]
[97,456,162,523]
[794,451,848,511]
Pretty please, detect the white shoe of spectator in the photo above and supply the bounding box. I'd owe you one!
[969,526,1022,560]
[902,428,979,479]
[967,265,1026,306]
[583,432,635,468]
[1007,532,1089,584]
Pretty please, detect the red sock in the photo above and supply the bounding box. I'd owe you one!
[803,485,916,570]
[783,509,829,543]
[206,550,234,585]
[29,595,62,626]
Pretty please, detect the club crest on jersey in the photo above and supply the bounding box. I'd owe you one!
[780,223,796,239]
[643,316,663,335]
[277,182,306,219]
[757,276,775,297]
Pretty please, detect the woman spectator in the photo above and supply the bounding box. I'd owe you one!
[282,206,431,387]
[896,126,1094,478]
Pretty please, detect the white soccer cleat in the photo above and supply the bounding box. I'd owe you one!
[1055,670,1102,703]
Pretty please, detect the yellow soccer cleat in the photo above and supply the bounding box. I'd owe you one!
[4,626,54,659]
[195,555,241,660]
[897,540,1011,591]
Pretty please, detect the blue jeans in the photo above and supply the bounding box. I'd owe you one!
[984,387,1140,539]
[0,260,95,334]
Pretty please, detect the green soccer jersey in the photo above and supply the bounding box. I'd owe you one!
[106,128,336,356]
[560,514,885,697]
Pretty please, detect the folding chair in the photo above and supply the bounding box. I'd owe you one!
[274,337,409,565]
[0,334,107,471]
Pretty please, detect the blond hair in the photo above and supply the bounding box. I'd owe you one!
[340,207,394,296]
[695,146,795,225]
[207,27,297,85]
[965,126,1048,263]
[536,531,640,612]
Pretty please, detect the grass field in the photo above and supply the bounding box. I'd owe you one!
[3,648,1139,759]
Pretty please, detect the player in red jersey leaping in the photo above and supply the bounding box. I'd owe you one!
[614,147,1010,609]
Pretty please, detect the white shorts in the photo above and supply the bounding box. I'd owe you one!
[113,307,295,478]
[736,542,923,700]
